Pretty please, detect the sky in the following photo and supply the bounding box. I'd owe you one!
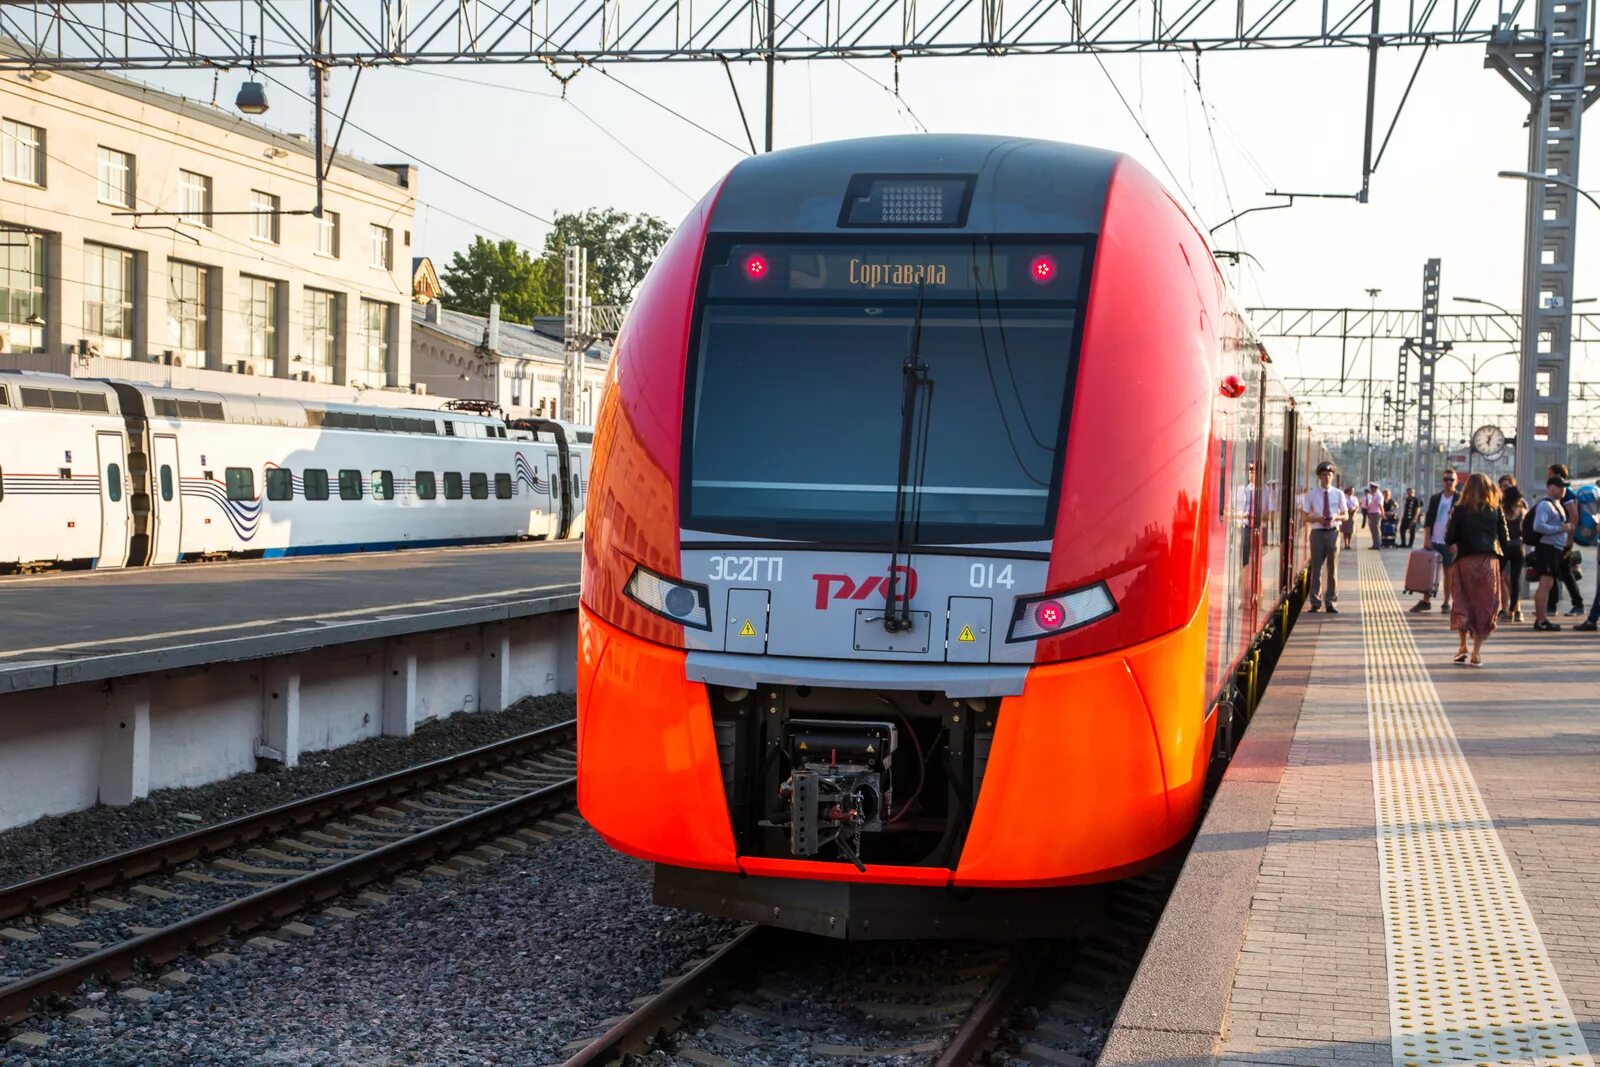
[131,41,1600,436]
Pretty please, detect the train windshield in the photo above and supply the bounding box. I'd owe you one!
[684,238,1087,543]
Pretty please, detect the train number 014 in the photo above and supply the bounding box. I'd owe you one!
[969,563,1015,589]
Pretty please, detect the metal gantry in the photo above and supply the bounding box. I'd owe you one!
[1413,258,1443,490]
[1488,0,1600,488]
[0,0,1559,68]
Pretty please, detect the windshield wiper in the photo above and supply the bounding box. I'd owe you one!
[884,287,934,634]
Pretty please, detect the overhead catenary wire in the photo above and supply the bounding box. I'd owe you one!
[1089,51,1207,226]
[562,97,696,202]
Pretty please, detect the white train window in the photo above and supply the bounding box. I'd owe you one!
[416,472,437,500]
[266,468,293,501]
[225,467,254,501]
[338,469,362,500]
[469,472,488,500]
[372,470,394,500]
[494,473,512,499]
[444,472,463,500]
[304,469,330,501]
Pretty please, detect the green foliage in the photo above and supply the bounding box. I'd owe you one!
[438,209,671,328]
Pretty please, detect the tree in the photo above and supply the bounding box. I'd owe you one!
[440,237,559,323]
[539,209,672,307]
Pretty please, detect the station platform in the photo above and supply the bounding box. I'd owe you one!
[1105,544,1600,1067]
[0,541,581,693]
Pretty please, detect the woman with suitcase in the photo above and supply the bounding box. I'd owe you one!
[1444,473,1510,665]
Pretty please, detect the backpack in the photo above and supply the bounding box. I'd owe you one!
[1577,511,1598,548]
[1523,503,1544,546]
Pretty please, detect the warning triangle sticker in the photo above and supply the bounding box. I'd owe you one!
[957,624,977,643]
[738,619,757,637]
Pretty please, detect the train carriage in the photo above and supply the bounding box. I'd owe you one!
[577,135,1326,938]
[0,370,590,571]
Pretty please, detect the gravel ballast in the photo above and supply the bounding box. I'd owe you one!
[7,828,739,1067]
[0,695,575,890]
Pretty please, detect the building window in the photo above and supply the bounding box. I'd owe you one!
[250,190,279,243]
[242,275,279,375]
[83,243,135,350]
[371,469,394,500]
[315,211,340,258]
[265,467,293,501]
[178,170,212,227]
[303,469,329,501]
[1,120,44,186]
[97,147,134,207]
[1,229,44,353]
[359,299,392,378]
[416,471,436,499]
[225,467,255,501]
[370,224,392,270]
[338,469,363,500]
[302,289,339,380]
[166,260,209,358]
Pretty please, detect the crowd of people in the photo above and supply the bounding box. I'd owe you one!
[1299,460,1598,666]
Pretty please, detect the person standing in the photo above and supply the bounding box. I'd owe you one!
[1413,470,1460,614]
[1545,464,1586,616]
[1364,482,1384,549]
[1400,487,1422,547]
[1499,476,1527,623]
[1532,475,1576,632]
[1444,473,1509,666]
[1302,461,1348,614]
[1341,486,1357,549]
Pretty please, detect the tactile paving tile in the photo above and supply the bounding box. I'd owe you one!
[1358,552,1594,1067]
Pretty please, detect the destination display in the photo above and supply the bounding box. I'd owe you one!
[708,242,1083,299]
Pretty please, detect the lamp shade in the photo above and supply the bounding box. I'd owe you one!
[235,80,269,115]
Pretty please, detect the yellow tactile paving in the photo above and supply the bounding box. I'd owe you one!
[1359,550,1595,1067]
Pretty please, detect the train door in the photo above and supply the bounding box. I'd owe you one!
[95,432,130,568]
[149,434,182,565]
[568,451,587,537]
[544,450,563,539]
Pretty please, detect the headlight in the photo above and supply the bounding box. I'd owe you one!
[625,564,713,631]
[1006,582,1117,642]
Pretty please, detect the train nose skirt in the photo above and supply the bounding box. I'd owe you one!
[1359,552,1592,1067]
[652,864,1105,940]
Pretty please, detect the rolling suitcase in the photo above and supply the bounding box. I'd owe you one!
[1381,518,1397,547]
[1404,548,1439,596]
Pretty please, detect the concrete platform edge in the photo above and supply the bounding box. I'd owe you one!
[1098,619,1318,1067]
[0,588,580,693]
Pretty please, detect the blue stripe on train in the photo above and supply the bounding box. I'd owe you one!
[260,534,522,558]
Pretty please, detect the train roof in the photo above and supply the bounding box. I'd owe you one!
[709,134,1121,237]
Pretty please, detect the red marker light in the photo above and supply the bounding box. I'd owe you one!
[1220,374,1248,399]
[1034,600,1066,631]
[744,253,769,280]
[1030,255,1056,283]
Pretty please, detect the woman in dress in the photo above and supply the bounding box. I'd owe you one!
[1498,476,1527,622]
[1341,486,1357,548]
[1444,472,1510,666]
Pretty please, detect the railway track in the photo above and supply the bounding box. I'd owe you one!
[0,720,578,1032]
[561,926,1047,1066]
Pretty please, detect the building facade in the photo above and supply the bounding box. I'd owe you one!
[1,61,416,391]
[410,302,610,423]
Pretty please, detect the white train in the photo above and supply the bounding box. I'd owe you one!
[0,371,590,571]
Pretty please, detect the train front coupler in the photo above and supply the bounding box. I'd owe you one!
[767,719,898,871]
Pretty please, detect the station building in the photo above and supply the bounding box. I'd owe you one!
[0,55,418,396]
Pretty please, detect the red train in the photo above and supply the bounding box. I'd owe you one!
[577,136,1328,937]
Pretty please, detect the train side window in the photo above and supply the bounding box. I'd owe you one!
[303,469,330,501]
[443,421,455,437]
[265,468,293,501]
[469,472,489,500]
[0,385,7,406]
[416,471,437,500]
[0,465,4,501]
[49,389,81,411]
[159,465,174,502]
[79,393,110,413]
[20,387,49,409]
[225,467,255,501]
[494,472,513,499]
[339,469,363,500]
[372,470,395,500]
[200,402,224,420]
[358,413,378,431]
[106,463,122,502]
[443,472,463,500]
[178,400,203,419]
[420,420,438,435]
[376,416,395,432]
